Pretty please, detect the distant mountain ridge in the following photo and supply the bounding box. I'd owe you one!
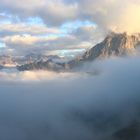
[10,32,140,71]
[16,54,78,71]
[17,59,69,71]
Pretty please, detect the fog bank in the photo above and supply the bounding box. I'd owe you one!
[0,56,140,140]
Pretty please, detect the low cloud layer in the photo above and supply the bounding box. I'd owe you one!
[0,56,140,140]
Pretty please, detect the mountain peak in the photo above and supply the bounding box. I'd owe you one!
[83,32,140,60]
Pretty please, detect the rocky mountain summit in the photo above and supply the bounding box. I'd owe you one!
[83,32,140,60]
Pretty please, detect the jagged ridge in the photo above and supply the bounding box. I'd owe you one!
[17,32,140,71]
[83,32,140,60]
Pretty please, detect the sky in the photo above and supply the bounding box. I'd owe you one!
[0,0,140,55]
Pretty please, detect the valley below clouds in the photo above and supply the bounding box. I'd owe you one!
[0,55,140,140]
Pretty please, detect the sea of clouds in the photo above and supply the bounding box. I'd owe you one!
[0,55,140,140]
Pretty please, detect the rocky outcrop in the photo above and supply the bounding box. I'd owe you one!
[16,59,78,71]
[17,60,63,71]
[83,32,140,60]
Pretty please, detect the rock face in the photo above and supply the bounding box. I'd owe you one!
[17,59,78,71]
[83,32,140,60]
[17,60,64,71]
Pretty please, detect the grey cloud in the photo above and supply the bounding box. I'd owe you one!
[1,0,140,33]
[47,26,105,50]
[73,25,96,40]
[0,25,105,55]
[72,25,105,45]
[0,0,78,26]
[0,23,61,37]
[0,56,140,140]
[0,35,58,55]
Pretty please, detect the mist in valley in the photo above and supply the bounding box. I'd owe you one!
[0,55,140,140]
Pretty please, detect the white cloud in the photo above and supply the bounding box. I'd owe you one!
[0,24,104,54]
[1,0,140,33]
[0,0,78,26]
[77,0,140,33]
[0,23,61,36]
[1,34,58,47]
[0,0,140,54]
